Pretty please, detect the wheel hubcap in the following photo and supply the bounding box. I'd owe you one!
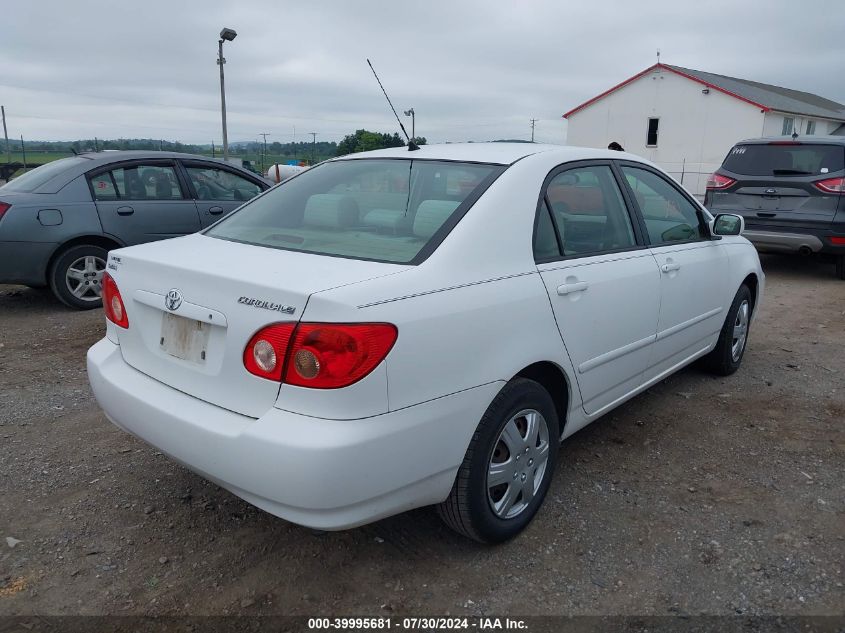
[731,300,749,362]
[487,409,550,519]
[65,255,106,302]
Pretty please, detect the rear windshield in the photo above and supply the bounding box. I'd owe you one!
[722,144,845,176]
[0,156,89,192]
[206,159,504,264]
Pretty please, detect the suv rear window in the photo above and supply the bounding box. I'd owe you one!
[206,159,504,264]
[722,143,845,177]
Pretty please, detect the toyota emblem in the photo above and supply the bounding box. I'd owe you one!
[165,288,183,311]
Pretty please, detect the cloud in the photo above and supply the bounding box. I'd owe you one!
[2,0,843,144]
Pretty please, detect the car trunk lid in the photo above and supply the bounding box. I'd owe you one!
[109,233,408,418]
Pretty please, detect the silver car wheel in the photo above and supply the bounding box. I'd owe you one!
[731,299,749,362]
[65,255,106,302]
[487,408,550,520]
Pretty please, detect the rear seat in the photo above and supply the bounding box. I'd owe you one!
[303,194,359,228]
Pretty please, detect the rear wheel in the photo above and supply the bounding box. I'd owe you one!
[702,284,752,376]
[437,378,559,544]
[836,255,845,280]
[49,245,108,310]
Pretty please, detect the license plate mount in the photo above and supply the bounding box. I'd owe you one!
[160,312,210,364]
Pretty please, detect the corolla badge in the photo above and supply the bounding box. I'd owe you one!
[165,288,183,311]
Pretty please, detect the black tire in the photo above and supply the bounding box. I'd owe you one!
[49,245,109,310]
[437,378,560,544]
[701,284,752,376]
[836,255,845,280]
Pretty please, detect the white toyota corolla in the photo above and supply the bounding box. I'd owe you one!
[87,143,763,543]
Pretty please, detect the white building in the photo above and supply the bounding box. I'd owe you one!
[564,63,845,198]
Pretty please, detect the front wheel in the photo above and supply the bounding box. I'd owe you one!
[49,245,108,310]
[437,378,560,544]
[701,284,752,376]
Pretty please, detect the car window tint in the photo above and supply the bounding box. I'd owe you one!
[544,165,636,257]
[533,200,560,261]
[90,172,119,200]
[721,143,845,176]
[622,166,704,245]
[186,165,262,202]
[1,156,88,193]
[206,159,503,264]
[92,165,183,201]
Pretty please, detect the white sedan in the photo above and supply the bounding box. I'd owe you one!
[87,143,763,543]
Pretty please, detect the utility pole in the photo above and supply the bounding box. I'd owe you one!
[217,28,238,161]
[94,137,99,152]
[1,106,9,163]
[309,132,317,165]
[20,135,26,170]
[211,140,216,158]
[259,132,270,174]
[530,118,537,143]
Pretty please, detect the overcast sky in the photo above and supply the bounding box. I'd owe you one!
[3,0,844,146]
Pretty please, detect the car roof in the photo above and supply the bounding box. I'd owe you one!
[74,150,237,166]
[735,135,845,146]
[332,142,645,166]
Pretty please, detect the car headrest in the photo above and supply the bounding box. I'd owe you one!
[303,194,359,228]
[413,200,460,239]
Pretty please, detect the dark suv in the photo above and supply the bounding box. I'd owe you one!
[704,136,845,279]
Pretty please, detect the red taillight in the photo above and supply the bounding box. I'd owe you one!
[243,322,398,388]
[0,201,11,220]
[829,236,845,245]
[814,177,845,194]
[102,272,129,328]
[243,323,296,381]
[706,173,736,190]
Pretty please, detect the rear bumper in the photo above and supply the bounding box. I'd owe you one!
[87,338,502,530]
[742,230,825,254]
[0,241,56,285]
[742,228,845,255]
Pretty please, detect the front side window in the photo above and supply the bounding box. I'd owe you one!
[622,166,704,245]
[185,165,262,202]
[90,164,183,201]
[206,159,503,264]
[542,165,636,258]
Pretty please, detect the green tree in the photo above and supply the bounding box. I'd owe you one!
[336,129,410,156]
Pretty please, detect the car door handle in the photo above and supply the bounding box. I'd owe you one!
[116,206,134,216]
[208,206,225,215]
[660,262,681,273]
[757,212,776,218]
[557,281,589,295]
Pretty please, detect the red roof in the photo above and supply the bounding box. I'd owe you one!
[562,63,771,119]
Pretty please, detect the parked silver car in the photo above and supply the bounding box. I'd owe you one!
[0,151,271,308]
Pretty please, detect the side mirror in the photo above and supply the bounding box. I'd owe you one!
[712,213,744,236]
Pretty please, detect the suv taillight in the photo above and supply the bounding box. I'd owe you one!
[244,322,398,388]
[102,272,129,328]
[706,174,736,190]
[814,177,845,194]
[0,201,11,220]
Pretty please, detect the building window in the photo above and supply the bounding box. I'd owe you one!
[646,118,659,146]
[806,120,816,135]
[782,117,794,135]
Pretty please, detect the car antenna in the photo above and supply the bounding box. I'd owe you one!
[366,59,419,151]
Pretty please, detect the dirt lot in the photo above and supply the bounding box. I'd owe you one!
[0,254,843,618]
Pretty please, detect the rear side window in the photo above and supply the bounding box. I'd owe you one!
[722,144,845,176]
[90,164,184,201]
[206,159,504,264]
[542,165,636,258]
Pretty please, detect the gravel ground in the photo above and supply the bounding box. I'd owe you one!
[0,253,843,618]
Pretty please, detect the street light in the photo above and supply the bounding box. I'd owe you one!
[217,27,237,161]
[403,108,415,140]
